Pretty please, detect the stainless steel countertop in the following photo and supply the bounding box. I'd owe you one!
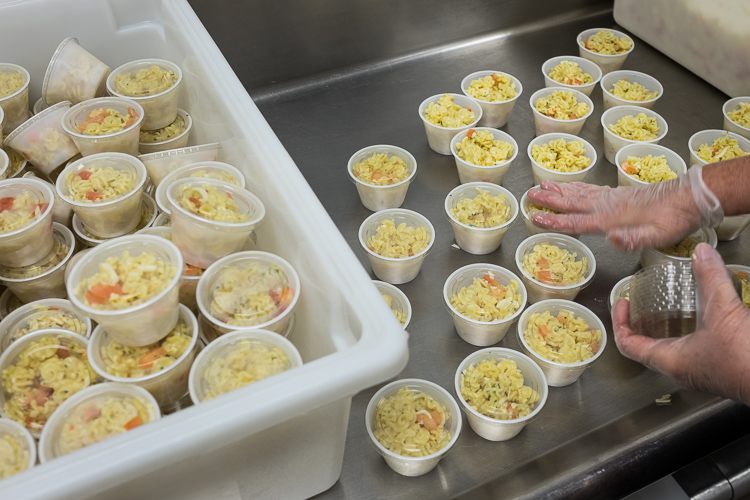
[189,3,750,499]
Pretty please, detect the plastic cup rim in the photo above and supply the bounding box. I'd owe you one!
[372,280,412,330]
[2,100,72,148]
[347,144,417,190]
[460,70,524,104]
[359,208,435,262]
[0,177,55,238]
[577,27,635,58]
[642,227,718,260]
[166,177,264,228]
[0,297,92,341]
[0,63,31,104]
[42,37,80,104]
[600,105,668,143]
[444,182,519,232]
[687,129,750,166]
[71,193,157,245]
[529,87,593,123]
[107,58,183,101]
[138,108,192,148]
[527,132,598,177]
[155,160,245,214]
[722,97,750,132]
[600,69,663,105]
[138,142,222,161]
[61,97,145,140]
[615,143,687,186]
[418,93,483,129]
[514,233,596,290]
[450,127,519,169]
[541,55,603,87]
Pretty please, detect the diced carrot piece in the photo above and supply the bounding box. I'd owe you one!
[466,129,475,138]
[491,73,500,81]
[81,406,101,422]
[0,197,15,212]
[127,107,138,118]
[124,416,142,430]
[31,202,49,215]
[77,170,93,180]
[225,192,233,199]
[570,114,578,119]
[737,271,749,280]
[557,312,568,324]
[622,162,638,175]
[34,385,53,406]
[466,107,472,112]
[591,342,600,354]
[491,285,505,298]
[371,171,382,181]
[538,325,550,337]
[537,259,549,269]
[85,283,124,304]
[183,264,203,277]
[86,191,104,200]
[278,287,294,308]
[189,196,201,208]
[56,347,70,359]
[138,347,167,370]
[483,274,500,287]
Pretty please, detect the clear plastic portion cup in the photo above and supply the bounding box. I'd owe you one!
[640,227,717,269]
[0,223,75,303]
[56,152,147,238]
[418,93,482,155]
[688,129,750,168]
[0,297,92,354]
[444,182,518,255]
[71,193,158,247]
[529,87,593,137]
[365,378,462,477]
[0,63,31,132]
[196,251,300,340]
[138,109,193,155]
[520,188,580,239]
[188,328,303,405]
[615,143,687,188]
[139,143,222,188]
[107,59,183,130]
[609,275,632,314]
[443,263,527,346]
[517,299,607,387]
[372,280,412,330]
[601,105,668,164]
[42,37,110,106]
[33,97,49,116]
[156,160,245,214]
[347,145,417,212]
[715,214,750,241]
[65,235,184,347]
[2,145,28,179]
[541,56,602,96]
[450,127,519,185]
[727,265,750,307]
[88,304,199,411]
[21,170,74,228]
[359,208,435,284]
[153,212,171,227]
[3,101,79,174]
[577,28,635,75]
[0,106,4,137]
[514,233,596,304]
[527,132,597,184]
[722,96,750,141]
[460,70,523,128]
[38,382,160,463]
[0,178,56,267]
[0,148,9,180]
[61,97,144,157]
[167,177,264,268]
[600,70,663,111]
[0,288,24,321]
[454,347,548,441]
[0,416,36,477]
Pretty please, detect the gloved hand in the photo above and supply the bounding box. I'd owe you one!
[527,165,723,251]
[613,243,750,405]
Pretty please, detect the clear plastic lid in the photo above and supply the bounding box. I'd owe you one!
[0,222,74,280]
[0,417,36,479]
[0,298,91,353]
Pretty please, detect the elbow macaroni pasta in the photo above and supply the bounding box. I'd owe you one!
[139,114,186,143]
[382,294,406,325]
[607,113,660,141]
[177,183,247,223]
[188,170,240,186]
[659,236,700,258]
[10,307,87,345]
[0,433,29,479]
[735,271,750,308]
[548,61,593,86]
[695,135,748,163]
[77,108,139,136]
[65,166,136,203]
[351,153,410,186]
[450,273,522,321]
[620,155,677,183]
[2,147,25,178]
[0,71,23,98]
[534,91,590,120]
[450,187,511,228]
[531,138,591,172]
[455,129,513,166]
[0,191,46,234]
[524,310,602,363]
[424,94,476,128]
[465,73,517,102]
[114,65,177,97]
[609,79,658,101]
[727,102,750,128]
[522,243,588,286]
[367,219,430,258]
[582,30,632,54]
[460,359,539,420]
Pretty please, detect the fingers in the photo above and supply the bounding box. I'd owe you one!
[529,182,614,214]
[606,224,674,252]
[530,212,609,234]
[691,244,744,323]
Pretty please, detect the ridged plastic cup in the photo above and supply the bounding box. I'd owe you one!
[56,152,147,238]
[600,70,663,110]
[347,145,417,212]
[444,182,518,255]
[517,299,607,386]
[61,97,144,157]
[372,280,412,330]
[460,70,523,128]
[365,378,462,476]
[156,161,245,214]
[541,56,602,97]
[41,37,110,106]
[529,87,593,137]
[359,208,435,284]
[615,144,687,188]
[0,178,55,267]
[107,59,182,130]
[66,235,184,347]
[601,105,668,164]
[454,348,547,441]
[687,129,750,168]
[450,127,518,185]
[715,214,750,241]
[418,93,482,155]
[722,97,750,141]
[138,109,193,155]
[0,148,8,180]
[0,106,5,137]
[0,297,92,353]
[515,233,596,304]
[520,188,580,239]
[0,417,36,476]
[139,143,222,187]
[443,263,527,346]
[71,194,158,247]
[640,227,717,269]
[20,170,74,228]
[0,63,31,132]
[609,275,632,313]
[527,133,597,184]
[577,28,635,75]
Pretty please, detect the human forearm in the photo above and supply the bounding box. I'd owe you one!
[703,156,750,216]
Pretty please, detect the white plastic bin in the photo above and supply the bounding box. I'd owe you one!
[0,1,409,499]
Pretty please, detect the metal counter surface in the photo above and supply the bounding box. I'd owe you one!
[191,5,750,500]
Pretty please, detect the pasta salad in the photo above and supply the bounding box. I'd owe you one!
[620,154,677,183]
[450,272,522,322]
[65,166,136,203]
[450,187,511,228]
[382,294,406,325]
[534,90,590,120]
[76,107,139,136]
[659,236,700,258]
[351,153,410,186]
[607,113,659,141]
[609,79,658,101]
[455,129,513,166]
[524,310,602,364]
[548,61,593,86]
[465,73,517,102]
[114,65,178,97]
[581,30,632,55]
[0,433,29,479]
[367,219,430,258]
[0,71,24,98]
[727,102,750,128]
[7,307,87,345]
[531,138,591,172]
[0,191,47,234]
[423,94,476,128]
[694,135,748,163]
[177,182,246,223]
[460,359,539,419]
[522,243,588,286]
[139,114,186,144]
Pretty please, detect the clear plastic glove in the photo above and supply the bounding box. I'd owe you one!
[527,165,723,251]
[614,244,750,405]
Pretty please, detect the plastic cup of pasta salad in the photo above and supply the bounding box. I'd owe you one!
[196,251,300,342]
[0,63,31,133]
[0,418,36,479]
[0,329,94,438]
[418,93,482,155]
[0,298,91,354]
[33,98,49,116]
[2,146,28,180]
[372,280,411,330]
[66,235,184,347]
[3,101,80,174]
[0,148,9,180]
[138,143,222,188]
[615,143,686,188]
[443,263,527,346]
[444,182,518,255]
[601,105,668,164]
[138,109,193,155]
[577,28,635,75]
[167,177,264,268]
[450,127,518,185]
[61,97,145,157]
[21,170,74,228]
[56,152,147,238]
[727,265,750,309]
[541,56,602,97]
[188,328,303,405]
[359,208,435,285]
[365,378,462,477]
[0,289,24,321]
[107,59,183,131]
[600,70,662,111]
[42,38,110,106]
[688,129,750,168]
[71,193,158,248]
[38,383,160,463]
[527,133,597,184]
[517,299,606,387]
[347,145,417,212]
[609,275,632,316]
[529,87,593,137]
[156,160,245,214]
[640,227,717,269]
[514,233,596,304]
[454,347,547,441]
[723,97,750,141]
[520,188,580,239]
[88,304,199,411]
[0,178,56,268]
[460,70,523,128]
